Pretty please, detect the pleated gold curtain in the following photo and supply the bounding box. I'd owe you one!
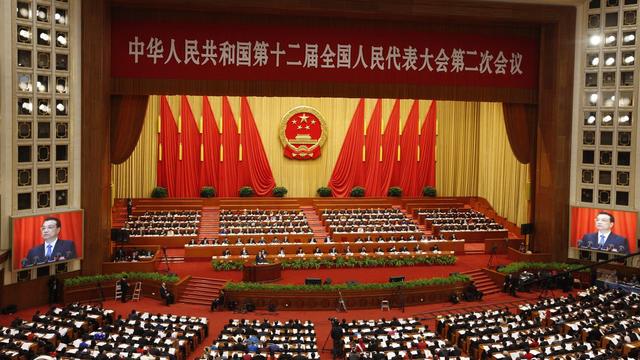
[478,103,530,225]
[111,96,529,224]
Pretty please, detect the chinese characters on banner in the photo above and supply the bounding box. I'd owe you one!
[112,21,538,89]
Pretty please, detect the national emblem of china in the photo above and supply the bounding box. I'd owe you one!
[279,106,327,160]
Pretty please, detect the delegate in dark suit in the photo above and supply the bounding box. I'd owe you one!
[25,217,77,267]
[26,239,77,265]
[580,232,629,254]
[578,212,630,255]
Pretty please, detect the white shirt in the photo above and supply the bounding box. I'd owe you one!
[597,231,611,245]
[44,238,58,256]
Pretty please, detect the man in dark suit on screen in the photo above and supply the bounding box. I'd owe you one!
[579,212,630,254]
[25,217,77,266]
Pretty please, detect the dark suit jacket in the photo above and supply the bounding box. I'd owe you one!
[580,232,629,254]
[26,239,77,265]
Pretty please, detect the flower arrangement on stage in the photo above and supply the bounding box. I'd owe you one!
[497,261,584,274]
[224,273,470,292]
[387,187,403,197]
[211,254,456,271]
[272,186,288,197]
[200,186,216,198]
[151,187,168,198]
[317,186,332,197]
[422,186,437,197]
[350,186,365,197]
[64,272,179,287]
[239,186,255,197]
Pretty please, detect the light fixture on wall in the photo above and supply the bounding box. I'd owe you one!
[18,28,31,42]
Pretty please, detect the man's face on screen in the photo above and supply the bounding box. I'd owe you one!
[595,214,613,232]
[41,219,60,242]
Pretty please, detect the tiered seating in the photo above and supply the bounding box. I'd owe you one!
[219,209,313,236]
[337,317,467,359]
[124,210,201,237]
[0,303,208,359]
[321,208,419,237]
[199,319,318,359]
[417,208,503,232]
[438,287,640,359]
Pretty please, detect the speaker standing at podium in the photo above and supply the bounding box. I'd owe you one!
[578,212,630,254]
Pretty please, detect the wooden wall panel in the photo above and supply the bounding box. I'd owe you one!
[81,0,112,275]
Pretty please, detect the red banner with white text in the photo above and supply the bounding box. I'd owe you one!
[112,21,538,89]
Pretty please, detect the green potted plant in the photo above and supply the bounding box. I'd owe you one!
[350,186,365,197]
[200,186,216,198]
[272,186,288,197]
[388,186,402,197]
[239,186,254,197]
[317,186,332,197]
[151,187,168,198]
[422,186,437,197]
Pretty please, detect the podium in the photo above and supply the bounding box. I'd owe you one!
[242,262,282,282]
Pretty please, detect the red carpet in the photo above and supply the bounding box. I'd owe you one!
[0,253,520,360]
[0,289,542,360]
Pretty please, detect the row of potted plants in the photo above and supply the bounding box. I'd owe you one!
[151,185,437,198]
[63,272,180,287]
[223,273,470,292]
[497,262,585,274]
[211,254,457,271]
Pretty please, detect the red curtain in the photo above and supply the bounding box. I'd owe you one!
[12,211,83,270]
[175,96,202,197]
[219,97,244,196]
[200,96,220,191]
[110,95,149,164]
[417,101,437,189]
[328,99,365,197]
[363,100,383,196]
[570,207,637,252]
[157,96,179,196]
[396,100,421,196]
[240,97,276,196]
[502,103,537,165]
[378,100,400,195]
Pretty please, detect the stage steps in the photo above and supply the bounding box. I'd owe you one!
[301,206,328,242]
[111,198,129,228]
[460,269,501,296]
[199,206,219,241]
[178,276,227,306]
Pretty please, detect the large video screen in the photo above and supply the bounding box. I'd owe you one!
[570,207,637,255]
[12,210,83,270]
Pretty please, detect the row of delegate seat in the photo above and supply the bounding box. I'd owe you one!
[437,286,640,359]
[198,319,319,360]
[0,303,208,360]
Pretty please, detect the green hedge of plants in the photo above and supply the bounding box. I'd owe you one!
[211,254,457,271]
[224,273,470,292]
[64,272,179,287]
[497,262,584,274]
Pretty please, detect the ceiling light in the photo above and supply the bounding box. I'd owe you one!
[589,34,602,46]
